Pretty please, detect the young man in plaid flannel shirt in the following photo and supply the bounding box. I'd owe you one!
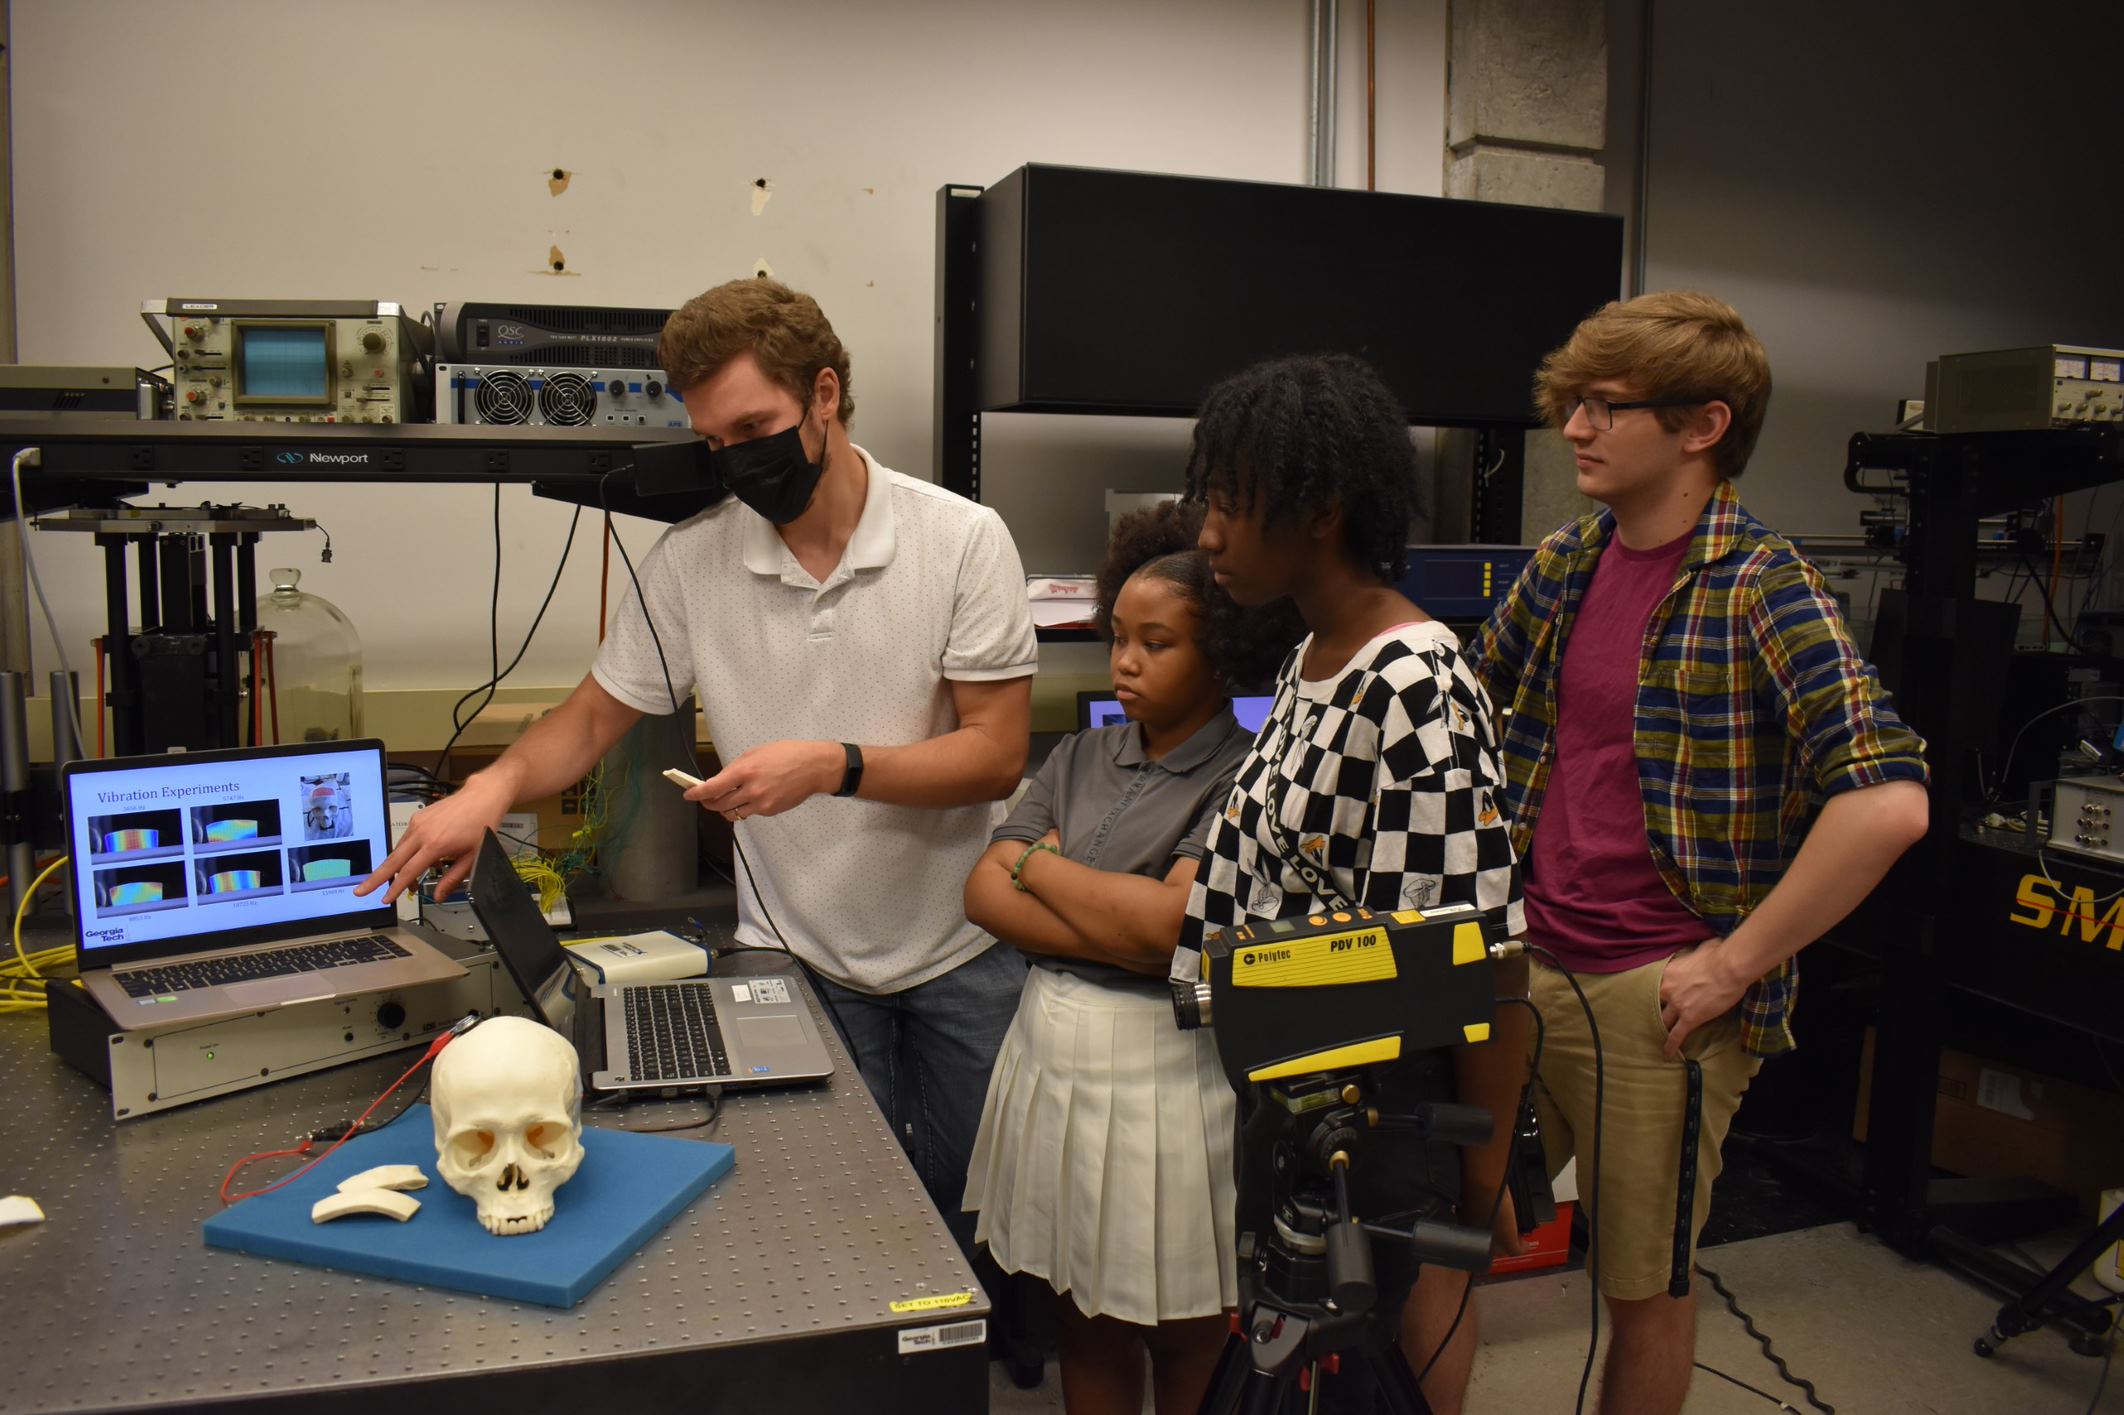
[1476,292,1929,1415]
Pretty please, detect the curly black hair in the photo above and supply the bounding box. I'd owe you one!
[1093,499,1304,694]
[1182,352,1415,583]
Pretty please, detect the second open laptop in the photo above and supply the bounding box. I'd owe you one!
[61,739,467,1031]
[466,830,833,1093]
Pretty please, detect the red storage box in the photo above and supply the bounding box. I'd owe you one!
[1485,1201,1576,1278]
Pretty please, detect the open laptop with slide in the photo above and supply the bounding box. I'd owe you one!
[63,739,466,1030]
[467,830,834,1093]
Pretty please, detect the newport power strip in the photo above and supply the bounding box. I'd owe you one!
[48,945,534,1120]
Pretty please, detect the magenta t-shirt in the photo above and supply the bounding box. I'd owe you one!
[1522,527,1710,973]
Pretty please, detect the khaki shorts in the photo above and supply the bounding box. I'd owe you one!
[1528,955,1762,1302]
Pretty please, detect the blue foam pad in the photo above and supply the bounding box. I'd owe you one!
[202,1105,734,1309]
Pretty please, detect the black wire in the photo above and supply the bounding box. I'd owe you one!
[1695,1262,1835,1414]
[596,470,686,729]
[1693,1361,1801,1410]
[622,1087,722,1136]
[304,1033,455,1143]
[593,468,852,1046]
[2021,551,2083,652]
[435,501,583,783]
[1525,944,1605,1415]
[1413,993,1546,1388]
[449,505,585,729]
[439,484,505,782]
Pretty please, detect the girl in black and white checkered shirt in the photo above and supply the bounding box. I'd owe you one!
[1180,354,1529,1415]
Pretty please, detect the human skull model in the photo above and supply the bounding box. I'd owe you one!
[430,1016,585,1236]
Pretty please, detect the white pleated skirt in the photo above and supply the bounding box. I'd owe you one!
[963,964,1237,1326]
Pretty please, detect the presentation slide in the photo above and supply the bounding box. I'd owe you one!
[67,747,389,956]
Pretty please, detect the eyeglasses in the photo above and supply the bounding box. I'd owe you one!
[1566,395,1716,431]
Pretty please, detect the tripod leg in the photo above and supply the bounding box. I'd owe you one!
[1962,1199,2124,1356]
[1341,1340,1436,1415]
[1197,1321,1315,1415]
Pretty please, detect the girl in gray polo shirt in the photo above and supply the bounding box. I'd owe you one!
[963,502,1300,1414]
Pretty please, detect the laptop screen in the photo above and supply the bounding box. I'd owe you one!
[1076,692,1274,733]
[469,830,580,1035]
[64,740,396,964]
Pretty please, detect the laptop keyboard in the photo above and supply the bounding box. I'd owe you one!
[625,982,730,1081]
[115,934,409,997]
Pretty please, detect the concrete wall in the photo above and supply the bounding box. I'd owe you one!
[1442,0,1611,544]
[1638,0,2124,547]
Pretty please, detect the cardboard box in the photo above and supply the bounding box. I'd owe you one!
[1855,1027,2124,1214]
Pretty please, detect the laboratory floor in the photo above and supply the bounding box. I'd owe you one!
[987,1221,2124,1413]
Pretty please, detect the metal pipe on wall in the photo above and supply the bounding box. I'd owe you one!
[0,670,32,919]
[49,669,77,765]
[1365,0,1376,191]
[1632,0,1655,296]
[1308,0,1339,186]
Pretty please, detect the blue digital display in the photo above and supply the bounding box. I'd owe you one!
[1079,693,1273,733]
[239,326,329,401]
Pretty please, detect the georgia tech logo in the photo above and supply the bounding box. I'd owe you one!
[2009,873,2124,951]
[275,451,304,465]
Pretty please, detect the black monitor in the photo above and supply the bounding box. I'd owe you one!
[469,830,580,1031]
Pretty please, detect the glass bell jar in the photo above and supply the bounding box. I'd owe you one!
[255,567,364,742]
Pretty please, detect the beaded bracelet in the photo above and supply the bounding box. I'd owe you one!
[1011,841,1060,892]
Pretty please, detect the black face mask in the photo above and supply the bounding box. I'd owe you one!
[708,411,826,524]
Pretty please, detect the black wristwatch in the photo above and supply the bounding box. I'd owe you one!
[834,741,864,798]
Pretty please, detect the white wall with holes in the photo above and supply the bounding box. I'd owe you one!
[11,0,1447,710]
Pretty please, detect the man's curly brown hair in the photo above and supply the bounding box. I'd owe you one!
[1093,499,1304,694]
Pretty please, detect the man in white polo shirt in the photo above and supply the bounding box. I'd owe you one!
[360,278,1038,1248]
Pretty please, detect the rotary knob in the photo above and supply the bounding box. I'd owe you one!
[361,331,385,354]
[644,379,664,399]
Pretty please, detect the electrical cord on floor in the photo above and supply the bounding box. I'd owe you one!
[1692,1360,1808,1412]
[1522,943,1606,1415]
[1695,1261,1835,1414]
[1412,993,1546,1388]
[595,468,853,1049]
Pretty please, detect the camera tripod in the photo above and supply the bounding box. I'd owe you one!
[1197,1070,1498,1415]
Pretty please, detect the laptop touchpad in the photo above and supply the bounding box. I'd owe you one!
[734,1015,805,1047]
[227,977,334,1004]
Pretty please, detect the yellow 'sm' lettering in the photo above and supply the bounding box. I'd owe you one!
[2082,891,2124,951]
[2010,874,2058,929]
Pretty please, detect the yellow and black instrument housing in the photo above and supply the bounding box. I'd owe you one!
[1188,903,1505,1092]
